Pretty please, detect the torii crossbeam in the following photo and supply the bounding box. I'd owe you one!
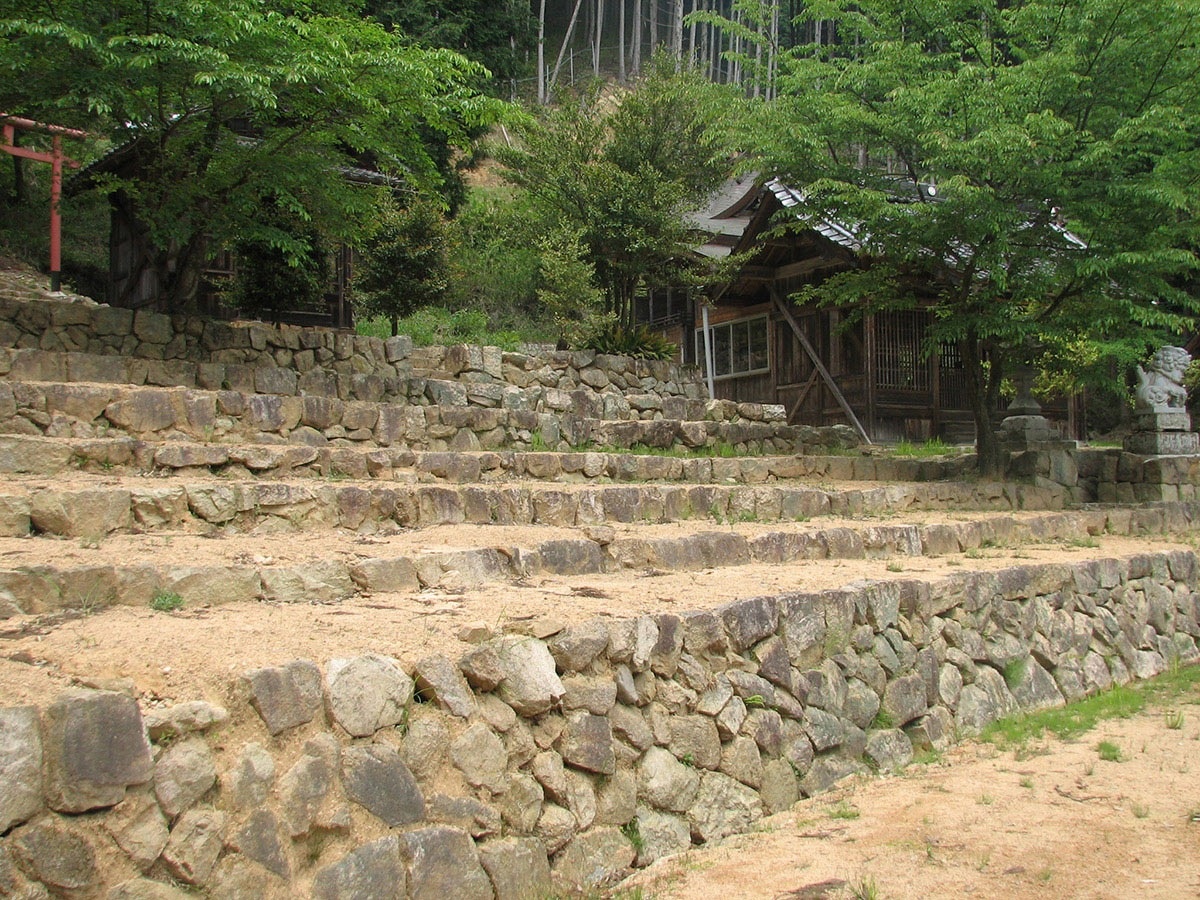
[1,115,88,292]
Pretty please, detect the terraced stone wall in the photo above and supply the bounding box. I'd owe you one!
[2,552,1198,898]
[0,294,830,452]
[1011,446,1200,504]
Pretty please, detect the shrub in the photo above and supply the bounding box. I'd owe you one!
[584,323,677,360]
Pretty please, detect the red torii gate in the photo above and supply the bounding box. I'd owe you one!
[1,115,88,292]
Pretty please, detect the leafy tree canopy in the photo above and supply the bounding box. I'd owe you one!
[0,0,503,308]
[745,0,1200,470]
[496,54,738,329]
[366,0,535,86]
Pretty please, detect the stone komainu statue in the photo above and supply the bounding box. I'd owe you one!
[1135,346,1191,413]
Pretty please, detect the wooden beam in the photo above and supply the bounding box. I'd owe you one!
[771,290,872,443]
[787,368,820,424]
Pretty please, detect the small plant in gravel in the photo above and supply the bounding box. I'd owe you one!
[848,875,879,900]
[1165,709,1186,730]
[1131,802,1150,819]
[828,801,861,820]
[150,590,184,613]
[1096,740,1124,762]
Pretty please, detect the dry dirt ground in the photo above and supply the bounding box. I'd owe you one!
[1,516,1199,898]
[620,702,1200,900]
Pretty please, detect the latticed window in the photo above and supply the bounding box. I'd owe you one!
[876,311,931,391]
[695,316,769,378]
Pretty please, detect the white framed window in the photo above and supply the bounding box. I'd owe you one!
[695,315,770,379]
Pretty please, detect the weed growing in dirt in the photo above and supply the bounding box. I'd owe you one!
[1165,709,1186,730]
[848,875,879,900]
[978,793,996,805]
[827,801,860,820]
[885,561,904,572]
[1019,776,1034,789]
[1131,802,1150,819]
[150,589,184,613]
[1096,740,1124,762]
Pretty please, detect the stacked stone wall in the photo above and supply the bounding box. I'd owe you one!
[2,552,1198,898]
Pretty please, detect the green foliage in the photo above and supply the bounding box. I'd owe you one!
[366,0,535,86]
[229,202,328,323]
[981,662,1200,753]
[1096,740,1124,762]
[357,306,524,349]
[150,590,184,613]
[744,0,1200,472]
[584,323,678,361]
[446,190,544,333]
[0,0,502,310]
[496,54,737,325]
[892,438,953,458]
[357,195,451,335]
[535,228,611,348]
[619,819,645,854]
[1001,658,1029,690]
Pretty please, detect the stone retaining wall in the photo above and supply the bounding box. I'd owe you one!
[9,502,1179,615]
[0,377,845,455]
[0,296,707,403]
[1009,446,1200,504]
[2,551,1198,898]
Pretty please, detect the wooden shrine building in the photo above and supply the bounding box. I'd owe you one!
[641,176,1081,443]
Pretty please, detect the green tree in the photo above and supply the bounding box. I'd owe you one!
[0,0,501,311]
[366,0,535,87]
[746,0,1200,472]
[496,54,736,327]
[535,227,610,347]
[357,195,451,336]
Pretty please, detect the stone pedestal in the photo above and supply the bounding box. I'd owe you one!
[1123,409,1199,456]
[996,415,1070,450]
[1123,430,1200,456]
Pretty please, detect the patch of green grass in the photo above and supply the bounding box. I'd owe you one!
[149,589,184,613]
[871,709,895,730]
[1131,801,1150,819]
[743,694,767,709]
[979,669,1184,751]
[978,793,996,805]
[1019,776,1034,789]
[892,437,953,458]
[1096,740,1124,762]
[828,801,861,820]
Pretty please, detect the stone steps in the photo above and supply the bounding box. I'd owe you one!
[0,433,970,484]
[0,377,818,454]
[5,468,1081,539]
[0,505,1185,617]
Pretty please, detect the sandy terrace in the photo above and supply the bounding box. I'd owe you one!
[0,532,1191,712]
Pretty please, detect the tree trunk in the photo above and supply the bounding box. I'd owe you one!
[593,0,604,76]
[619,0,627,80]
[537,0,547,103]
[649,0,658,52]
[671,0,684,64]
[632,0,642,74]
[551,0,586,93]
[964,329,1005,476]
